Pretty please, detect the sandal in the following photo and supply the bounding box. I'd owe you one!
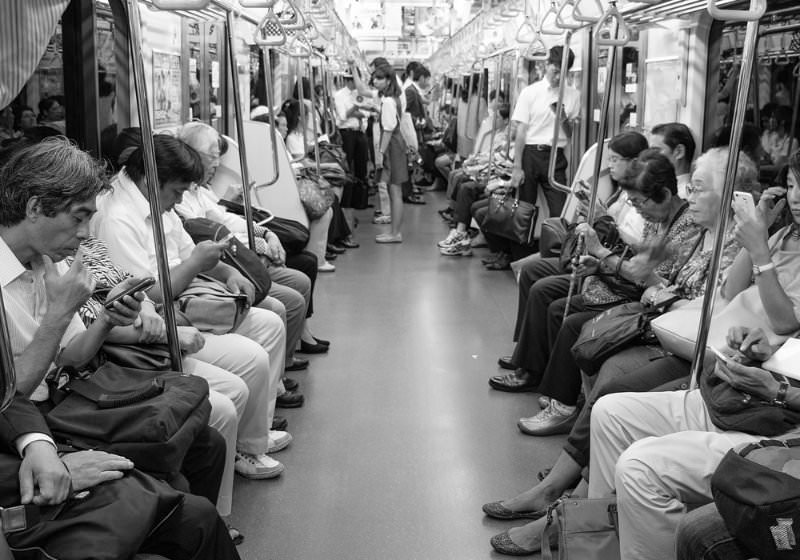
[226,523,244,545]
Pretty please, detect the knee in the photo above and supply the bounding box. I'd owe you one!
[590,393,620,434]
[208,390,241,434]
[614,438,660,496]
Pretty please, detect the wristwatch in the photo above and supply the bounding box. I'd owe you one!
[752,261,776,276]
[772,377,790,408]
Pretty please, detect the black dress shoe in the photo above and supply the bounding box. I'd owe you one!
[299,340,329,354]
[403,195,426,205]
[282,376,299,391]
[324,252,338,261]
[313,336,330,347]
[339,238,360,249]
[286,358,309,371]
[498,355,515,371]
[327,243,346,254]
[276,391,304,408]
[271,415,288,431]
[488,369,540,393]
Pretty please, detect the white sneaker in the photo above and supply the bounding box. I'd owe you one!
[318,261,336,272]
[234,451,284,479]
[372,215,392,224]
[268,430,293,453]
[440,236,472,257]
[437,229,460,248]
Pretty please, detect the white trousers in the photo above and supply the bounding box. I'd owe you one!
[307,207,333,264]
[183,357,240,517]
[588,390,767,560]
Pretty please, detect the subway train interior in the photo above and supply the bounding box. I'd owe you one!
[1,0,800,558]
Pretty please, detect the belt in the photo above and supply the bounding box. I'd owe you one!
[527,144,563,151]
[339,128,361,133]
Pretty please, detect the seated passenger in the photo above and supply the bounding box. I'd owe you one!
[91,135,292,478]
[762,105,799,167]
[175,121,322,373]
[493,131,650,377]
[484,147,757,556]
[491,150,702,432]
[648,122,696,198]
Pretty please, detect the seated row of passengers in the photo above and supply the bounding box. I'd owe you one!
[0,123,337,553]
[478,113,800,557]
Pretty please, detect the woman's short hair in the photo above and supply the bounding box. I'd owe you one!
[625,148,678,203]
[281,99,301,134]
[372,65,402,99]
[177,121,222,157]
[693,146,759,195]
[124,134,204,187]
[608,131,648,159]
[0,137,109,226]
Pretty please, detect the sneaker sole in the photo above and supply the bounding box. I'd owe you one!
[439,247,472,257]
[268,436,293,453]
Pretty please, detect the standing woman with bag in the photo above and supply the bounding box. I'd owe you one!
[372,65,408,244]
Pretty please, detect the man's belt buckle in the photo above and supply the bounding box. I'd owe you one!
[1,505,37,533]
[534,144,550,151]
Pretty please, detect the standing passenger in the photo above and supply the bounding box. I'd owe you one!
[509,46,580,218]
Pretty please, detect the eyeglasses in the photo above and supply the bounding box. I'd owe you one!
[625,196,651,208]
[685,182,699,196]
[608,155,631,164]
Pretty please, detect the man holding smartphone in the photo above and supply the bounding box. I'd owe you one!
[509,46,580,219]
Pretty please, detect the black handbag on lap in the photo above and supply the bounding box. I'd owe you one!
[45,362,211,478]
[483,189,538,246]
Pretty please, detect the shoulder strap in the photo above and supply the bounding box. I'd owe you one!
[667,229,706,285]
[66,377,165,409]
[666,200,690,232]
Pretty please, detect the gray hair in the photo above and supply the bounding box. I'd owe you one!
[177,121,219,154]
[0,137,109,226]
[693,147,759,195]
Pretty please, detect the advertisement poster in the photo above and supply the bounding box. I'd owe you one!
[152,51,182,128]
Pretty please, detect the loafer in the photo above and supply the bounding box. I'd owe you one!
[324,252,338,261]
[271,415,288,431]
[481,253,501,265]
[482,501,546,520]
[403,195,426,205]
[282,376,299,391]
[299,340,329,354]
[286,358,309,371]
[485,256,511,271]
[276,391,304,408]
[498,355,515,371]
[490,531,539,556]
[226,523,244,546]
[313,336,330,347]
[326,243,346,254]
[488,369,540,393]
[376,233,403,243]
[518,402,578,436]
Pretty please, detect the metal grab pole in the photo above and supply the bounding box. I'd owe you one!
[586,1,628,226]
[690,0,767,387]
[225,11,256,251]
[547,30,575,197]
[786,62,800,162]
[126,0,182,370]
[486,53,505,177]
[0,286,17,413]
[302,36,322,177]
[507,49,521,161]
[253,3,286,188]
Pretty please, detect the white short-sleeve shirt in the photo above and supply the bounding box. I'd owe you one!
[511,79,580,148]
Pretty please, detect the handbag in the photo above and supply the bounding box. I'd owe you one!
[45,362,212,478]
[541,497,620,560]
[97,342,172,371]
[571,301,675,376]
[482,189,539,246]
[7,469,185,560]
[297,177,334,220]
[182,217,271,305]
[540,217,570,258]
[176,275,250,335]
[712,437,800,560]
[267,216,310,255]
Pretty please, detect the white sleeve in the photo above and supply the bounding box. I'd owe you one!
[333,91,348,128]
[511,87,531,124]
[92,213,155,278]
[380,98,398,132]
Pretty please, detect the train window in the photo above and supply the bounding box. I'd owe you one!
[186,20,224,132]
[589,30,640,144]
[642,24,684,133]
[96,4,118,163]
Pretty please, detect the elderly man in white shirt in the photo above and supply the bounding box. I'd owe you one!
[510,46,581,218]
[91,135,292,479]
[334,73,369,189]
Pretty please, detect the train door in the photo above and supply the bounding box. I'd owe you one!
[185,19,225,131]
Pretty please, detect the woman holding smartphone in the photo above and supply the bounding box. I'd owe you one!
[372,65,408,244]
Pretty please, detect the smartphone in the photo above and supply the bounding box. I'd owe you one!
[732,191,757,218]
[104,277,156,309]
[710,346,733,364]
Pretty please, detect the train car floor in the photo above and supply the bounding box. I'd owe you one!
[232,192,565,560]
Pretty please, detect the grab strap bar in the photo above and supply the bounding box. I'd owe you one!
[706,0,766,22]
[239,0,277,6]
[690,0,764,387]
[151,0,210,8]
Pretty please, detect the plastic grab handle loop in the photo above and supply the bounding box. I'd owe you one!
[280,0,307,31]
[254,12,287,46]
[538,2,562,35]
[151,0,210,8]
[525,31,550,60]
[706,0,766,22]
[515,17,537,43]
[239,0,278,7]
[555,0,583,31]
[305,19,320,41]
[572,0,604,23]
[594,2,629,46]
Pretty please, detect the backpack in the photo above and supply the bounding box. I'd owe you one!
[45,362,211,479]
[182,217,271,305]
[712,437,800,559]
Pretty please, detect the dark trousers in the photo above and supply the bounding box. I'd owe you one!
[339,128,368,182]
[327,196,352,244]
[676,503,751,560]
[139,493,241,560]
[514,256,563,341]
[563,354,691,468]
[285,250,318,317]
[179,425,225,506]
[453,181,486,226]
[510,274,572,374]
[521,145,568,217]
